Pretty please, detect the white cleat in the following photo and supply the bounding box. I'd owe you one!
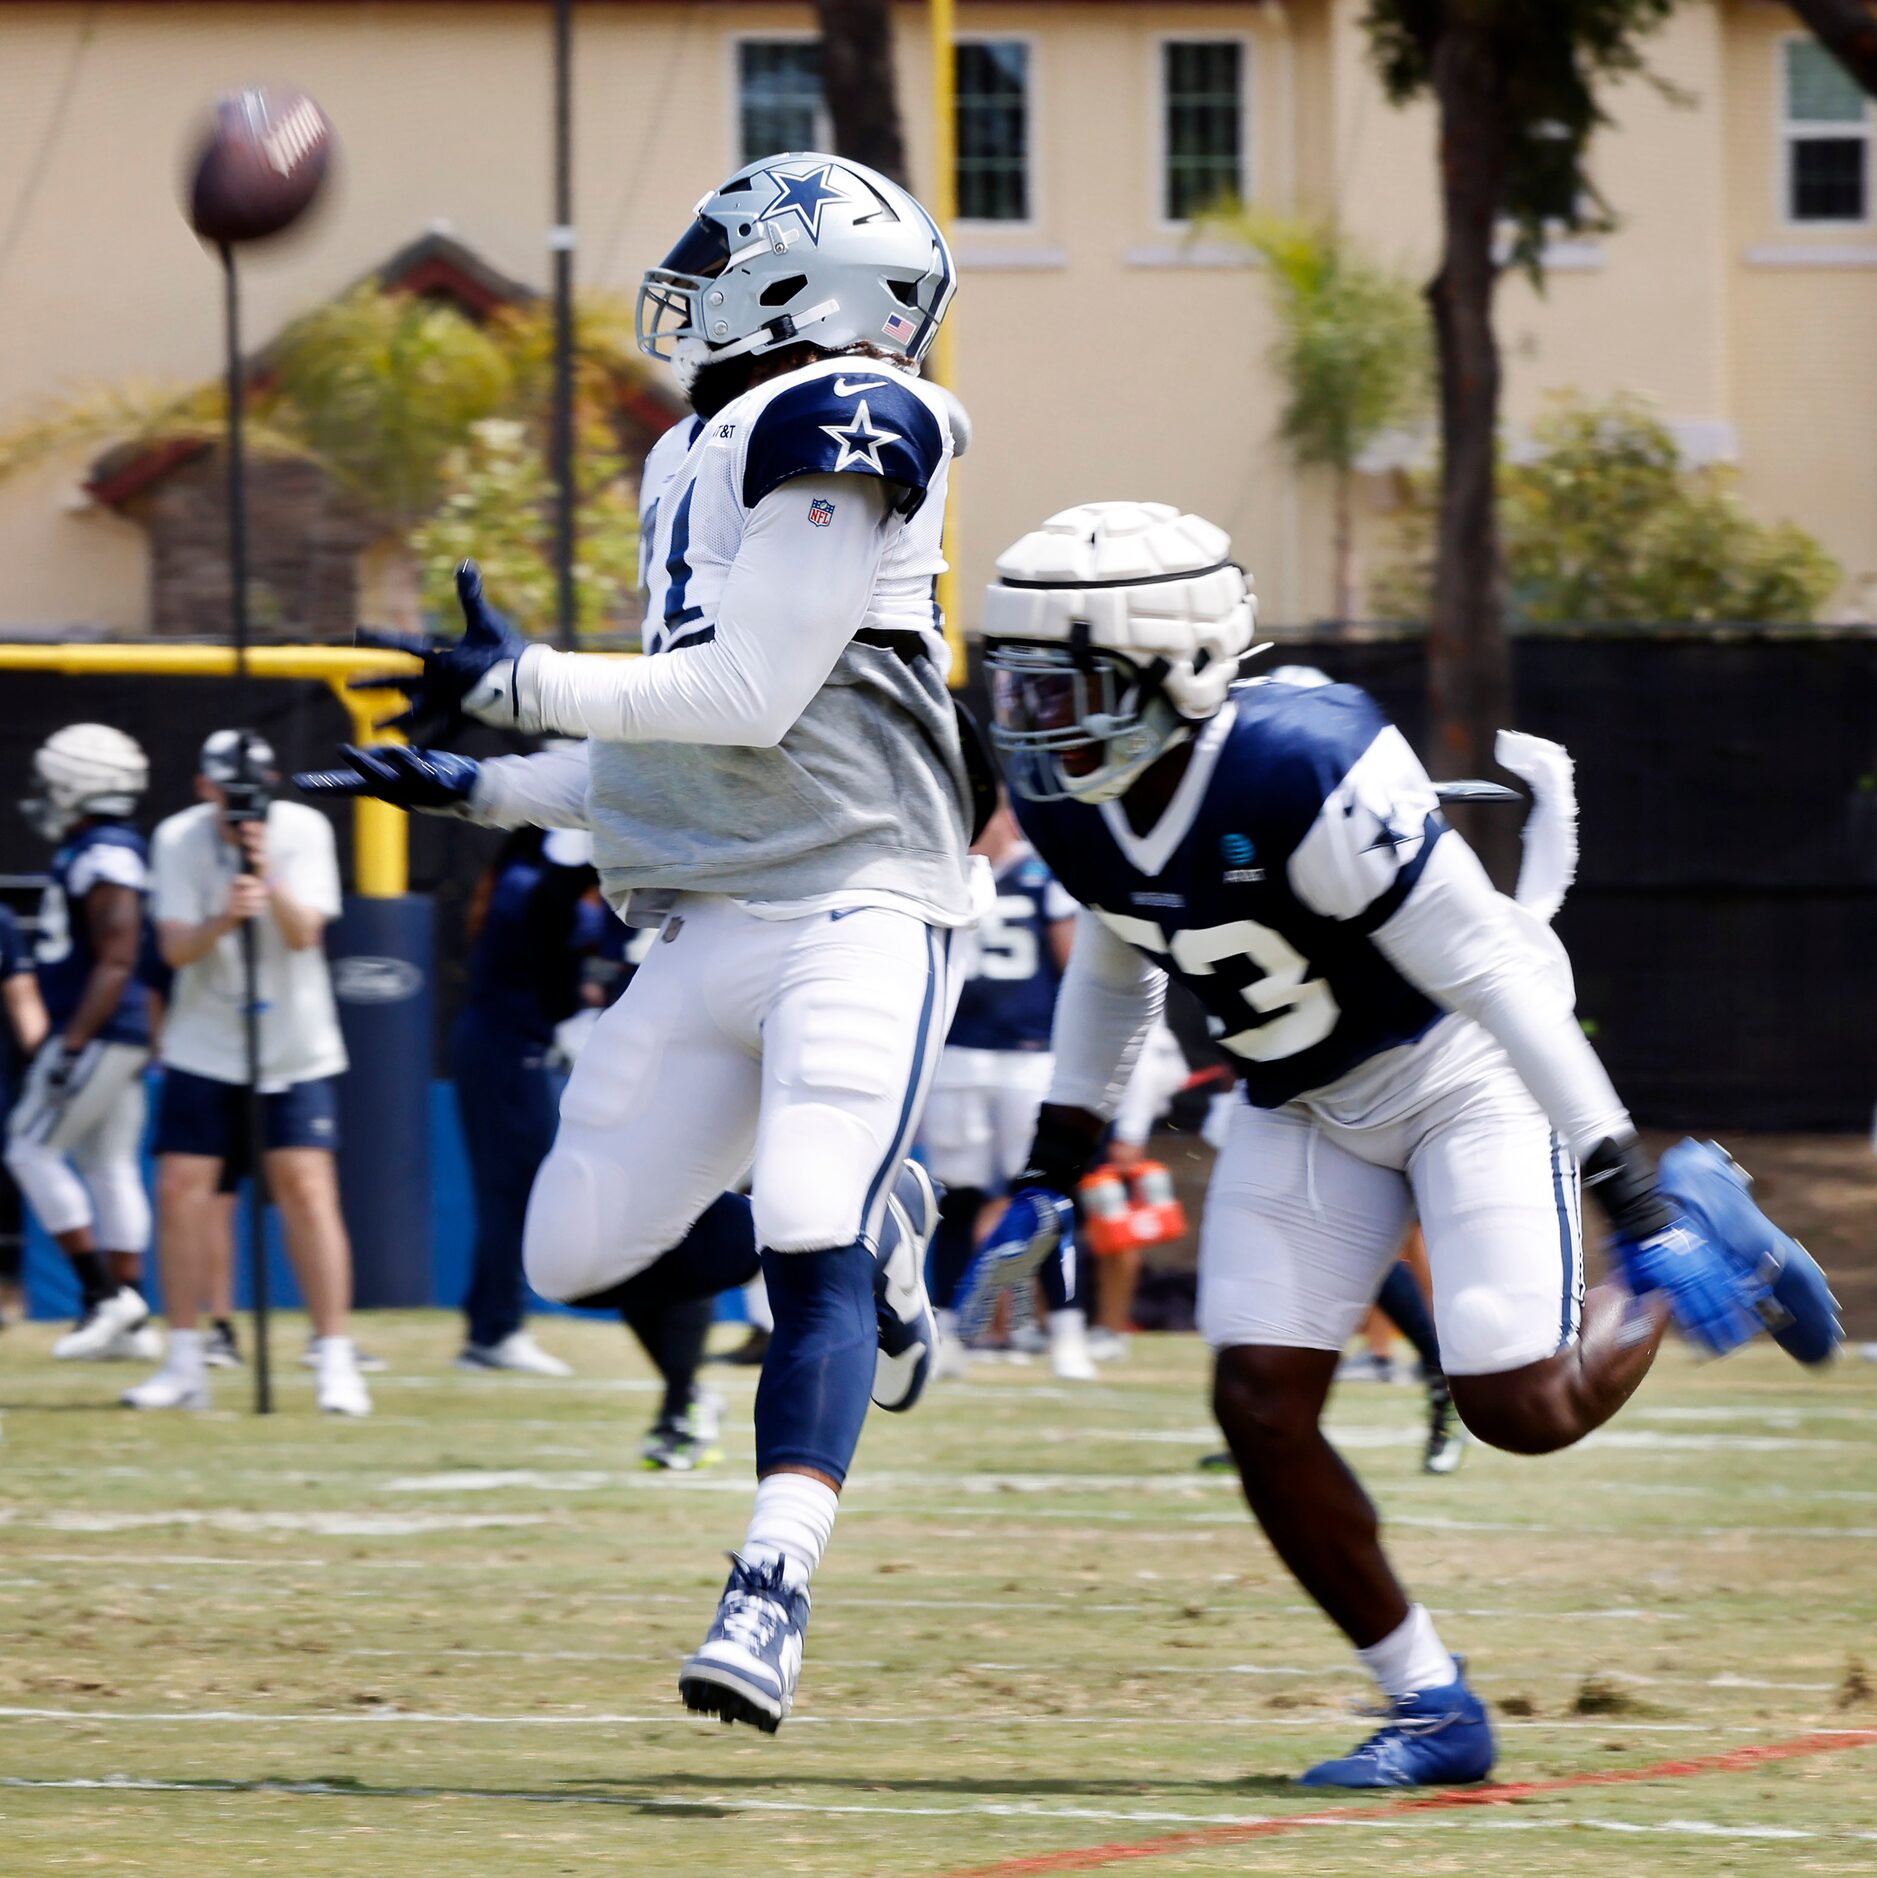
[455,1330,574,1377]
[315,1339,373,1417]
[1086,1327,1132,1364]
[1048,1307,1097,1382]
[122,1365,210,1411]
[679,1555,811,1734]
[931,1309,974,1381]
[301,1336,387,1373]
[873,1160,941,1412]
[107,1324,163,1363]
[52,1287,150,1360]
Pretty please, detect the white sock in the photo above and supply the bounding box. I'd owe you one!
[1358,1604,1457,1703]
[167,1329,204,1376]
[741,1473,838,1590]
[314,1335,355,1365]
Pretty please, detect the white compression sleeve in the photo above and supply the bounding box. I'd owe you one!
[467,743,592,830]
[1046,910,1168,1120]
[514,475,892,747]
[1372,834,1632,1158]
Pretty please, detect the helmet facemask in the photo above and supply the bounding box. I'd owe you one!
[988,641,1192,804]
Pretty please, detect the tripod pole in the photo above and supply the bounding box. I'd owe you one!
[220,242,272,1416]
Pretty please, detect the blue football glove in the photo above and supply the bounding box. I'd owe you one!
[951,1188,1075,1348]
[1657,1138,1842,1366]
[1588,1135,1764,1357]
[350,560,528,741]
[294,744,481,814]
[1611,1217,1765,1357]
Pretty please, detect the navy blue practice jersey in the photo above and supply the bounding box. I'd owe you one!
[1014,682,1449,1109]
[35,821,151,1048]
[947,849,1076,1053]
[464,837,609,1047]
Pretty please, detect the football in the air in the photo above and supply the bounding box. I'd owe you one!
[187,87,333,245]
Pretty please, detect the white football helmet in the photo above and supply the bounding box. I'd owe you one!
[21,723,148,841]
[636,152,955,395]
[980,502,1261,803]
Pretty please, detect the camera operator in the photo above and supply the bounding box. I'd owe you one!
[124,731,369,1415]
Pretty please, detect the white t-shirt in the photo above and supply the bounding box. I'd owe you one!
[151,799,348,1088]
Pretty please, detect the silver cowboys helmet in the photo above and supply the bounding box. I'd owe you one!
[636,152,956,394]
[21,723,148,841]
[981,502,1262,804]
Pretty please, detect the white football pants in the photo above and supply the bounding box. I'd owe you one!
[522,895,954,1303]
[1197,1017,1584,1377]
[5,1039,153,1251]
[916,1046,1054,1193]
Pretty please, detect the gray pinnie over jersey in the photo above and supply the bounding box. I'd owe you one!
[589,357,973,925]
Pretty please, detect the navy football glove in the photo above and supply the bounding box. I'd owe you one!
[350,560,527,741]
[294,744,481,814]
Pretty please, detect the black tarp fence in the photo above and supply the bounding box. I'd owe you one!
[3,629,1874,1131]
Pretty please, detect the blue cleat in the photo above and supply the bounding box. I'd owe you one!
[1299,1669,1495,1789]
[873,1160,941,1412]
[952,1187,1073,1347]
[1658,1140,1842,1366]
[679,1554,810,1734]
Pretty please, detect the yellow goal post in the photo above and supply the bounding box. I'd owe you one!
[0,642,420,897]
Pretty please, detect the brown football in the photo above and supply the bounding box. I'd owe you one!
[187,87,333,245]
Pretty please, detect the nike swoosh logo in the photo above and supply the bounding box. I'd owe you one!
[833,377,885,396]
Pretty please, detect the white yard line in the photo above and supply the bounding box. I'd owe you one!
[0,1774,1873,1842]
[0,1703,1852,1734]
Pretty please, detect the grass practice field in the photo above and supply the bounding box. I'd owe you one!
[1,1313,1873,1875]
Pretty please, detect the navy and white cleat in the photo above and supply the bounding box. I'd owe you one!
[873,1159,941,1413]
[679,1554,810,1734]
[1299,1669,1494,1789]
[1658,1139,1843,1366]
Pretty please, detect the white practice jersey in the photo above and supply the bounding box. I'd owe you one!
[571,354,974,926]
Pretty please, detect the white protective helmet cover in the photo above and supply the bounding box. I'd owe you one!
[980,502,1259,802]
[22,723,148,841]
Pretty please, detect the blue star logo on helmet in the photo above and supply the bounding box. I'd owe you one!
[759,163,850,244]
[1220,832,1256,866]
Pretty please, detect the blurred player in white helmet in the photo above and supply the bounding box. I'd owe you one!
[6,724,158,1361]
[959,500,1841,1789]
[303,152,982,1734]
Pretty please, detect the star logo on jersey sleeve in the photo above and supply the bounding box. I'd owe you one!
[759,163,850,243]
[820,399,901,475]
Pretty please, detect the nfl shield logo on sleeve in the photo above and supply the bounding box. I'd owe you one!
[808,497,836,527]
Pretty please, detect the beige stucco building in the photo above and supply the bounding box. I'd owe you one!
[1,0,1873,635]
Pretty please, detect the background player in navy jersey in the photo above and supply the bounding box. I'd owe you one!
[6,725,159,1361]
[0,902,49,1324]
[916,792,1083,1373]
[964,501,1841,1789]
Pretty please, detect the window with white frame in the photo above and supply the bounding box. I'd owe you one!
[1783,38,1869,224]
[956,40,1031,223]
[1162,40,1245,223]
[738,41,823,167]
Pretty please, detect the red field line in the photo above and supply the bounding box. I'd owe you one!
[941,1729,1877,1877]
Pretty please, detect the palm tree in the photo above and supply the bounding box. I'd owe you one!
[0,285,657,635]
[1217,211,1431,624]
